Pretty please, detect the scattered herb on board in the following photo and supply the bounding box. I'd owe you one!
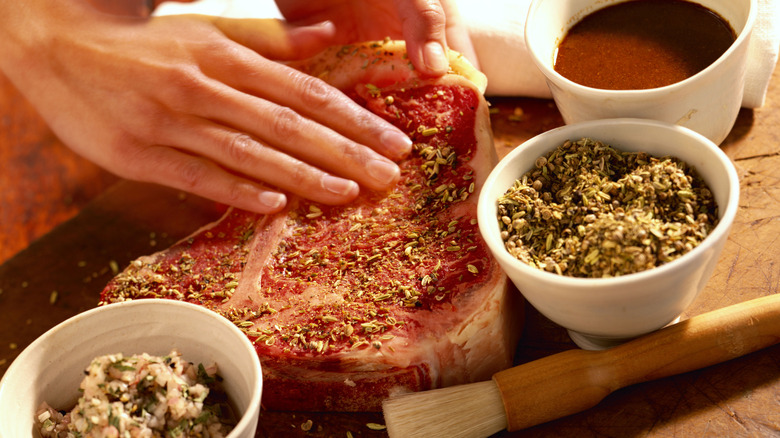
[497,138,718,278]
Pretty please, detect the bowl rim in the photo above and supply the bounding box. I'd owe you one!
[524,0,759,96]
[0,299,263,438]
[477,117,740,286]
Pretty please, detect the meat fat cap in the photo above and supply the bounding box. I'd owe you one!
[290,40,488,95]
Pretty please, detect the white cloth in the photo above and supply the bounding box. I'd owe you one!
[156,0,780,108]
[744,0,780,107]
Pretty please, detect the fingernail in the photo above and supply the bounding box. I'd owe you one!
[380,130,413,157]
[367,159,400,186]
[321,174,359,197]
[423,41,449,74]
[258,192,286,211]
[315,20,335,29]
[311,20,336,34]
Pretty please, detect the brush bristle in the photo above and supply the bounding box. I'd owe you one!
[382,380,507,438]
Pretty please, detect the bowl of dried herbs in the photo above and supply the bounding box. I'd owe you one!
[478,118,739,350]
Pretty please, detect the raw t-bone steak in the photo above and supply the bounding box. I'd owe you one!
[100,40,518,411]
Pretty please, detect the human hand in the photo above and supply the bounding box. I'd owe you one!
[0,0,415,214]
[276,0,479,75]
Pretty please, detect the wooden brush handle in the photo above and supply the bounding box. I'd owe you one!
[494,294,780,431]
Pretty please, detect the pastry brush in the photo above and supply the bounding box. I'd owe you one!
[382,294,780,438]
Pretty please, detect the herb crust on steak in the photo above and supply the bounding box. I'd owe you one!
[100,40,519,411]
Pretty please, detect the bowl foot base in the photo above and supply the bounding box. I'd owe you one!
[568,316,682,350]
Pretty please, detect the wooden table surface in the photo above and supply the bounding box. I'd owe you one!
[1,60,778,437]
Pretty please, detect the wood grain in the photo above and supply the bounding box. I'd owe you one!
[0,61,778,437]
[0,74,118,265]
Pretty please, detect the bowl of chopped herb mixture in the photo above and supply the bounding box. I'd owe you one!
[478,118,739,350]
[0,299,262,437]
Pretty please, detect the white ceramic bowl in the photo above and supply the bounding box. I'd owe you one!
[0,300,262,437]
[477,119,739,349]
[525,0,757,145]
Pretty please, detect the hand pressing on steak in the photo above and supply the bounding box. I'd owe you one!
[276,0,479,76]
[0,0,474,214]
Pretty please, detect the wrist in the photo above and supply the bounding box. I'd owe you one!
[0,1,127,85]
[0,1,83,74]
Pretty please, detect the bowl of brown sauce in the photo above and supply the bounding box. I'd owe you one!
[525,0,757,144]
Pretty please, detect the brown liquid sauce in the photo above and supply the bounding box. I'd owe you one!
[554,0,736,90]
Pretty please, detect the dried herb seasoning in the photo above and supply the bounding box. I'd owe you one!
[497,138,719,278]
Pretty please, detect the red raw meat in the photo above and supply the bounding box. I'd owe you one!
[100,41,520,411]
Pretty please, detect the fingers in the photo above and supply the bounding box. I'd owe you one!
[164,117,397,199]
[439,0,480,70]
[127,145,290,214]
[124,137,366,215]
[393,0,480,74]
[210,17,338,61]
[393,0,450,76]
[197,46,412,161]
[167,71,405,191]
[209,103,402,191]
[125,17,412,210]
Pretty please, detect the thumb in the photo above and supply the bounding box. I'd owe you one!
[394,0,450,76]
[211,17,337,61]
